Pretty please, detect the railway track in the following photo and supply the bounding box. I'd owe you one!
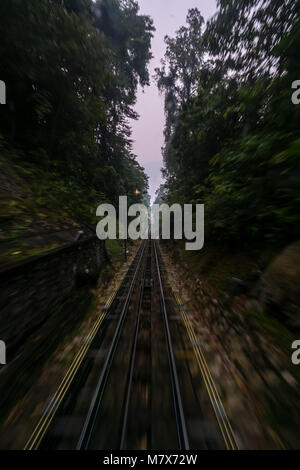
[24,239,238,450]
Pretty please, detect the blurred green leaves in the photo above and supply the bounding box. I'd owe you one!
[0,0,151,224]
[157,1,300,249]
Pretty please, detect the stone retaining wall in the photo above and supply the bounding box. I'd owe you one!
[0,237,104,353]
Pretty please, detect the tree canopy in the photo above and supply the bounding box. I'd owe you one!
[156,0,300,248]
[0,0,153,222]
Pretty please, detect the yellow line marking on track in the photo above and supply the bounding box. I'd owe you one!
[24,263,129,450]
[166,274,239,450]
[27,316,104,450]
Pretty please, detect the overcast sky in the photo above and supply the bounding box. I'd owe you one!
[131,0,217,201]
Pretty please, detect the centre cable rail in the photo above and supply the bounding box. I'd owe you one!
[153,240,190,450]
[119,242,152,449]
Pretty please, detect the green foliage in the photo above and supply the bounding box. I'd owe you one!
[156,3,300,249]
[0,0,151,226]
[205,0,298,80]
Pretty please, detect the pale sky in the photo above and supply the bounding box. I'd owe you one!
[132,0,218,201]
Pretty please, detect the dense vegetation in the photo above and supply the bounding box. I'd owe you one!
[0,0,152,228]
[156,0,300,250]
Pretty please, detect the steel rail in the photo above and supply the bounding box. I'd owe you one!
[174,292,239,450]
[76,241,147,450]
[24,242,144,450]
[119,243,150,449]
[160,251,239,450]
[153,240,190,450]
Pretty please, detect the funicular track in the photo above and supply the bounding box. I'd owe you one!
[25,239,238,451]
